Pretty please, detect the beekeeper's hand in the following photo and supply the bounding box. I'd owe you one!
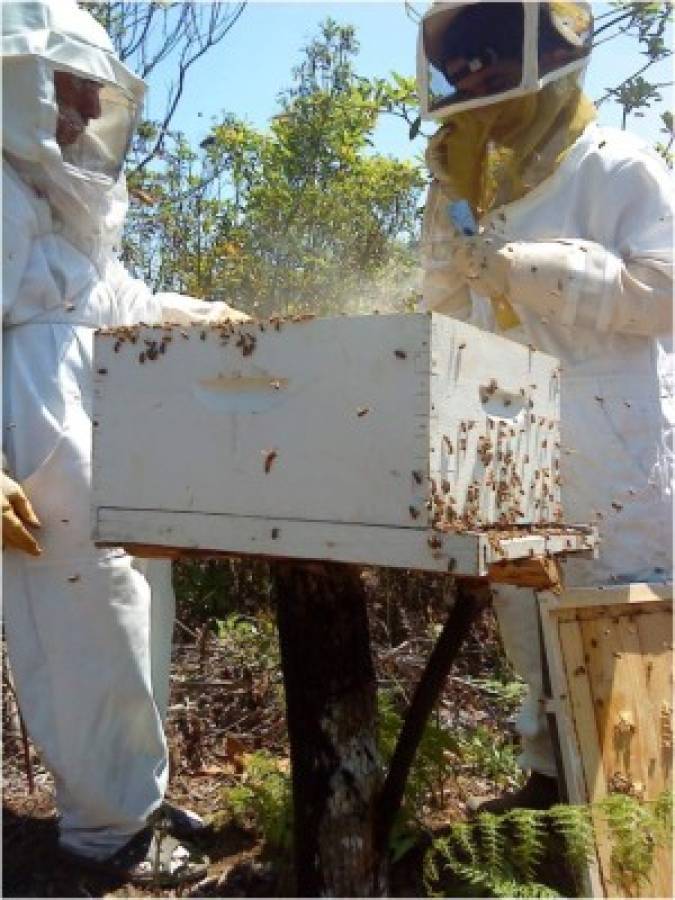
[452,233,513,300]
[158,293,252,326]
[210,301,252,324]
[2,472,42,556]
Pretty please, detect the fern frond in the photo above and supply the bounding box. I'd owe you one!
[548,803,594,874]
[652,789,673,844]
[507,807,548,882]
[476,811,507,881]
[599,792,655,894]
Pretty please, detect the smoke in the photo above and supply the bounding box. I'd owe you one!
[252,250,424,321]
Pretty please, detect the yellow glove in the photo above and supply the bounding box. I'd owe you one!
[2,472,42,556]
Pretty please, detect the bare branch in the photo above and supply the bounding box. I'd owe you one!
[85,2,247,173]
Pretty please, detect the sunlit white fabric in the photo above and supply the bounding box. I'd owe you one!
[421,121,674,774]
[2,0,144,265]
[2,0,245,861]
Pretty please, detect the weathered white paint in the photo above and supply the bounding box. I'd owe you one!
[429,314,561,528]
[92,314,588,573]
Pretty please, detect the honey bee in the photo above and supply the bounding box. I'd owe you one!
[263,450,278,473]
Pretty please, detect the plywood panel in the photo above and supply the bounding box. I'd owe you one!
[556,583,671,609]
[559,618,611,894]
[633,609,674,899]
[546,593,673,898]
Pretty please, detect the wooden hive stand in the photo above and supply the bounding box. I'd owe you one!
[538,582,673,898]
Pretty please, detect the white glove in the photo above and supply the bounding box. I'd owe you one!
[157,293,251,326]
[451,233,521,330]
[451,233,513,299]
[447,231,671,337]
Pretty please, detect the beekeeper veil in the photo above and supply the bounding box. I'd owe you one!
[1,0,146,263]
[418,1,593,119]
[417,2,596,215]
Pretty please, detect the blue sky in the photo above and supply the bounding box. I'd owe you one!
[146,1,673,162]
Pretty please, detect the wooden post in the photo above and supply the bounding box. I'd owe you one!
[375,578,491,854]
[273,561,386,897]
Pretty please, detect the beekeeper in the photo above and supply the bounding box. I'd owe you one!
[417,0,673,812]
[2,0,248,883]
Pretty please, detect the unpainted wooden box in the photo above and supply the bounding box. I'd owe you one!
[92,313,582,573]
[540,584,673,898]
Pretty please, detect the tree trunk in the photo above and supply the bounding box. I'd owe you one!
[273,561,387,897]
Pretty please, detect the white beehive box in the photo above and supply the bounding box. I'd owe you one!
[92,313,594,574]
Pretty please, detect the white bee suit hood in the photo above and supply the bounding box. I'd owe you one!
[2,0,145,265]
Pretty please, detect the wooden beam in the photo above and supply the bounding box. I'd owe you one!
[488,556,561,590]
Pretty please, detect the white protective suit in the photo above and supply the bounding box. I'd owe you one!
[422,120,674,775]
[2,0,246,858]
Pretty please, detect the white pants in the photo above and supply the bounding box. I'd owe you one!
[3,550,175,859]
[492,585,557,778]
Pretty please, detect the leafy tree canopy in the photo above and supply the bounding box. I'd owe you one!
[124,19,425,317]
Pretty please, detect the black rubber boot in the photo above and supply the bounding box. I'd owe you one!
[60,826,208,887]
[158,801,208,840]
[467,772,560,816]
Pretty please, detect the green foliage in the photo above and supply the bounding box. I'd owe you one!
[452,725,522,785]
[220,750,292,853]
[172,558,272,629]
[598,791,672,895]
[656,109,674,167]
[216,612,280,672]
[547,803,594,876]
[509,808,547,882]
[595,2,673,133]
[424,793,673,898]
[465,675,528,715]
[124,18,424,314]
[423,818,559,898]
[378,689,456,820]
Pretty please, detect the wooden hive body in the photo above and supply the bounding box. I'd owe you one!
[92,313,585,573]
[539,584,673,898]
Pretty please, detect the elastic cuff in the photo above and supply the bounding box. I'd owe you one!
[594,249,624,332]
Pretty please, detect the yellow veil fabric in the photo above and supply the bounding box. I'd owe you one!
[425,76,597,328]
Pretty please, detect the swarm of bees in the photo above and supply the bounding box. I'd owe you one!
[416,405,563,537]
[97,313,319,366]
